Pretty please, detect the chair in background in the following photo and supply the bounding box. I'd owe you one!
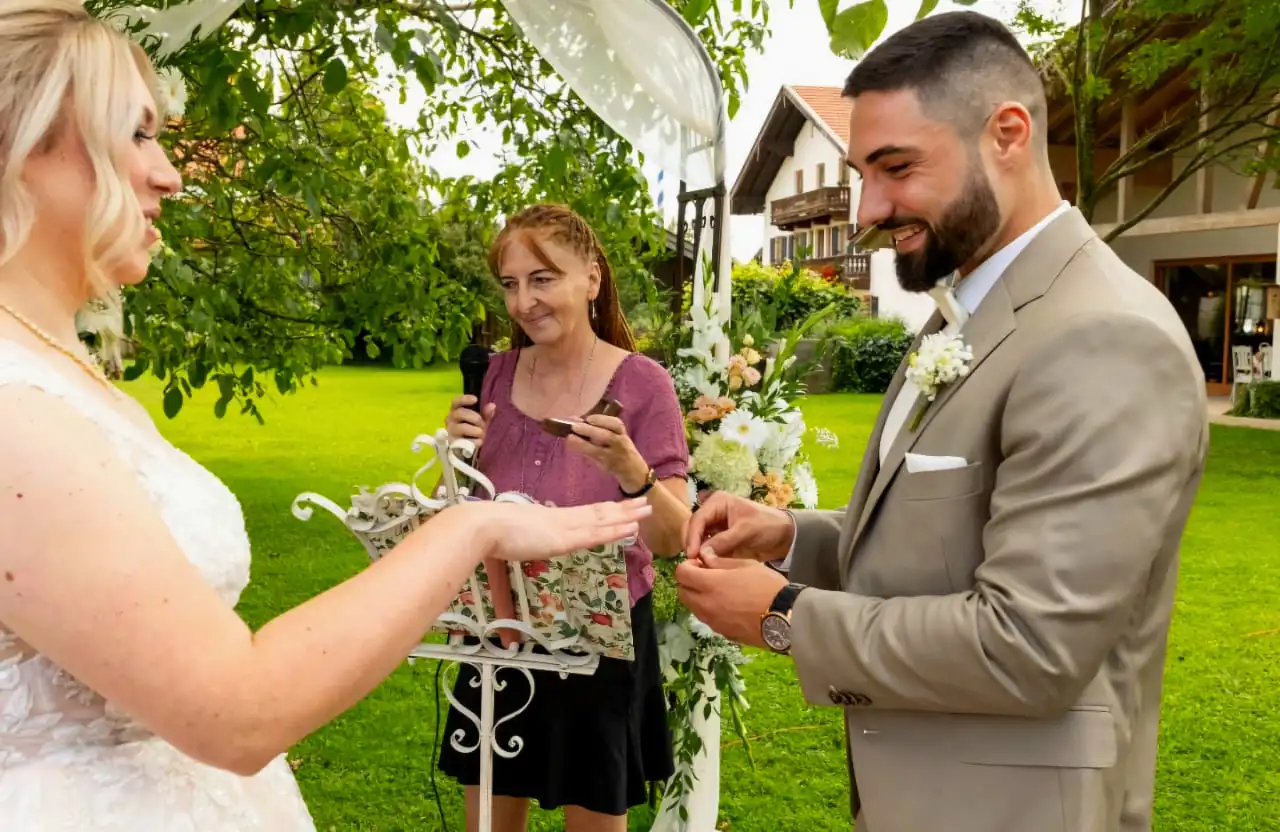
[1231,345,1256,404]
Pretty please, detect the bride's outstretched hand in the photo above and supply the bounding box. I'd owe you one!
[466,497,653,562]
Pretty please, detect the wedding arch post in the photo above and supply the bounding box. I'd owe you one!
[497,2,732,827]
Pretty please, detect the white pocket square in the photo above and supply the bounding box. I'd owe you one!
[905,452,969,474]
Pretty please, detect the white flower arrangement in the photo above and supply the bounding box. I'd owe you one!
[653,271,837,824]
[904,331,973,429]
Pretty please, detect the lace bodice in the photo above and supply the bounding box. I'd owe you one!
[0,340,314,830]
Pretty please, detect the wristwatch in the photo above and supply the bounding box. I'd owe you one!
[760,582,807,654]
[620,466,657,498]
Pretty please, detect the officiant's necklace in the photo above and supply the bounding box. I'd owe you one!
[0,301,121,396]
[518,335,598,499]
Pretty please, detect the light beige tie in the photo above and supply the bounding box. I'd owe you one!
[927,277,969,333]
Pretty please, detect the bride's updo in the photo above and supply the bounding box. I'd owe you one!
[0,0,164,298]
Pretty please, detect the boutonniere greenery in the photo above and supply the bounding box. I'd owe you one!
[905,331,974,430]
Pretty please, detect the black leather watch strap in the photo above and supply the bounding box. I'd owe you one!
[769,583,807,615]
[620,467,656,498]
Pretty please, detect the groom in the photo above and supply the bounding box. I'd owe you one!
[676,11,1207,832]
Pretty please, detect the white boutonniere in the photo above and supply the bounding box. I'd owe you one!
[905,332,974,430]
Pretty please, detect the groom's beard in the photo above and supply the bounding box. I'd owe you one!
[887,167,1001,293]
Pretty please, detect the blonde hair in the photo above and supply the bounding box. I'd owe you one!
[0,0,163,301]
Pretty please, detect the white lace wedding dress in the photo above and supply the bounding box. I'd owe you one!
[0,341,317,830]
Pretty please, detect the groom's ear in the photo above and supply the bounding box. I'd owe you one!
[987,102,1035,164]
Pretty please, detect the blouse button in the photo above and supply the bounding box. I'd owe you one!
[534,460,542,466]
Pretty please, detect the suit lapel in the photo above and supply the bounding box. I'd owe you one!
[843,207,1099,560]
[836,311,945,574]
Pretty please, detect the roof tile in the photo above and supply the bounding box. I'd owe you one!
[790,85,851,146]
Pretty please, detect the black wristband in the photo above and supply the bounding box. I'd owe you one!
[769,583,807,615]
[620,468,656,498]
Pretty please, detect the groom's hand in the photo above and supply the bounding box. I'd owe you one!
[684,491,795,563]
[675,551,787,649]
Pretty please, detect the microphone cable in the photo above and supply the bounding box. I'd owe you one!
[428,658,450,832]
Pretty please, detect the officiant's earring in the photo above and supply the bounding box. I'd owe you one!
[590,300,597,323]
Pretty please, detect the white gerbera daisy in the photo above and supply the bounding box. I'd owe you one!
[718,410,770,452]
[156,66,188,119]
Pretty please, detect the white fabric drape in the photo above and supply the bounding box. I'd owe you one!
[110,0,247,56]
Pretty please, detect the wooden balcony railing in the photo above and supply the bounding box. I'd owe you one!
[799,252,872,291]
[771,186,850,230]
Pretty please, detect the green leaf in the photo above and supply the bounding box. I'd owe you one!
[122,359,149,382]
[681,0,713,26]
[375,24,396,54]
[213,397,229,419]
[189,361,208,389]
[916,0,940,18]
[829,0,889,59]
[819,0,839,27]
[322,59,348,95]
[162,386,184,419]
[456,140,470,159]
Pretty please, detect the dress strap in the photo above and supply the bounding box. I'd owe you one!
[0,340,142,447]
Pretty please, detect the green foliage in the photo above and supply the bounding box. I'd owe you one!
[830,316,913,394]
[1229,381,1280,419]
[821,0,979,58]
[89,0,773,419]
[681,260,862,341]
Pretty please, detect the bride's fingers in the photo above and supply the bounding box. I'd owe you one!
[596,497,651,523]
[565,520,641,551]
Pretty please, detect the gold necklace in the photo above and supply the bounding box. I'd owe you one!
[0,301,120,395]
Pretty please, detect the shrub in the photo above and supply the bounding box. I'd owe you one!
[681,260,862,333]
[1229,380,1280,419]
[831,316,914,394]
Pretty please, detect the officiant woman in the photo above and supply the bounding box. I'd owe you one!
[438,203,691,832]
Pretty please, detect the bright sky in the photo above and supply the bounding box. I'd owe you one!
[384,0,1071,260]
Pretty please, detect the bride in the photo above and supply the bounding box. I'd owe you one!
[0,2,651,829]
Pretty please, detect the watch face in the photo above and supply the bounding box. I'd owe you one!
[761,613,791,653]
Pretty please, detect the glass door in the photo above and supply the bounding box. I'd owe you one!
[1162,263,1228,385]
[1228,261,1276,348]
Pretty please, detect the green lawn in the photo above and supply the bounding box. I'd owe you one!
[125,364,1280,831]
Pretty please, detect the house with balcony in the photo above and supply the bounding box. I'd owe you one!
[730,85,935,331]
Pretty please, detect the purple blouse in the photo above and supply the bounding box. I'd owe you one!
[474,350,689,606]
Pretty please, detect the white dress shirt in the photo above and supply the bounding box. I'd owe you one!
[770,200,1070,572]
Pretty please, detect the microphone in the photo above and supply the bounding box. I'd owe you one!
[459,344,492,412]
[455,345,493,497]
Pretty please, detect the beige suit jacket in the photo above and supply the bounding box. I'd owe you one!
[788,209,1208,832]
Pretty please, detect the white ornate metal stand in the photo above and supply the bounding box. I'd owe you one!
[292,430,613,832]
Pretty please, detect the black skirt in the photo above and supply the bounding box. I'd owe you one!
[437,591,674,816]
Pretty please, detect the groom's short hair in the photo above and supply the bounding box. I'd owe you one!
[843,11,1048,151]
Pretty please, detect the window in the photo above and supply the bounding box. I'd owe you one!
[839,163,850,185]
[816,163,826,188]
[796,231,810,258]
[815,227,827,258]
[795,170,804,194]
[830,225,844,256]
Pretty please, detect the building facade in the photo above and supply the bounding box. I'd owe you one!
[1042,62,1280,398]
